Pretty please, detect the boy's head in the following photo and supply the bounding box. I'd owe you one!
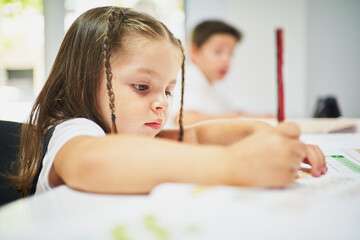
[191,20,242,83]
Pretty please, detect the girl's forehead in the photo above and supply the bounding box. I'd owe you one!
[110,38,182,78]
[114,37,182,64]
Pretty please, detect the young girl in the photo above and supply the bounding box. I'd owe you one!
[12,7,326,197]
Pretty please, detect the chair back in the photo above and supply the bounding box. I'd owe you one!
[0,120,22,206]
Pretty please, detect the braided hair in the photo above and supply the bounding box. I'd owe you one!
[102,7,185,140]
[102,9,125,133]
[13,7,186,196]
[177,39,185,141]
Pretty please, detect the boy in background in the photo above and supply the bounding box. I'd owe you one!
[172,20,273,126]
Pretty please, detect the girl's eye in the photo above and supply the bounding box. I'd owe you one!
[133,84,149,91]
[165,90,172,97]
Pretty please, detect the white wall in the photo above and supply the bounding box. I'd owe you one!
[43,0,64,93]
[186,0,307,117]
[185,0,360,117]
[185,0,227,34]
[306,0,360,117]
[227,0,307,117]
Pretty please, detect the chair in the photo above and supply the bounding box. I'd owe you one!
[0,120,22,206]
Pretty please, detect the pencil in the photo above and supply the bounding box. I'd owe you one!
[276,28,284,122]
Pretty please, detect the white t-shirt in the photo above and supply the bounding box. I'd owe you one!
[35,118,105,195]
[166,63,240,128]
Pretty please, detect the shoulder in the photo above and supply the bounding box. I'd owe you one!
[36,118,106,194]
[51,118,106,152]
[55,118,105,135]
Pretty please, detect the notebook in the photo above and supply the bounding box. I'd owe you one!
[300,133,360,173]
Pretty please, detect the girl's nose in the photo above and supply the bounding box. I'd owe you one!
[151,94,169,111]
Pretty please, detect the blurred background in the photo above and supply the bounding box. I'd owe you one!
[0,0,359,122]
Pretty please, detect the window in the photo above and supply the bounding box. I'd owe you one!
[0,0,184,122]
[0,0,43,121]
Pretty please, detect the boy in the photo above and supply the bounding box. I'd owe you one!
[173,20,272,126]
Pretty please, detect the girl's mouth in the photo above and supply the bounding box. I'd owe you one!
[145,122,161,130]
[145,119,162,130]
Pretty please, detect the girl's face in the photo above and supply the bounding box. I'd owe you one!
[98,39,182,137]
[191,33,237,83]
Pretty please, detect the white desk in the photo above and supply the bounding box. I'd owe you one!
[244,117,360,134]
[1,134,360,240]
[1,175,360,240]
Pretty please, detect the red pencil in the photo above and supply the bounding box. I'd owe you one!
[276,29,284,122]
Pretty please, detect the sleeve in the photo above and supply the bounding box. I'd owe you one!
[35,118,106,194]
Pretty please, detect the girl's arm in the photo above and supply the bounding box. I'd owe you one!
[189,120,327,176]
[191,119,273,145]
[159,119,273,145]
[51,122,317,194]
[53,134,227,194]
[174,110,245,126]
[159,120,327,177]
[174,111,275,126]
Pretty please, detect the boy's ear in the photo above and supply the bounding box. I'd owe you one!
[190,44,200,61]
[190,44,199,56]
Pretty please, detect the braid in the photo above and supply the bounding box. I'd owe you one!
[101,7,184,139]
[177,39,185,141]
[103,8,126,133]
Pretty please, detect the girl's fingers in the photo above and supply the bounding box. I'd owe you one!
[305,144,326,177]
[307,145,321,177]
[278,122,301,139]
[313,145,327,174]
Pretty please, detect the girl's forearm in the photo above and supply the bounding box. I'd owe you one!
[159,119,273,145]
[54,134,229,194]
[176,111,246,126]
[192,119,273,145]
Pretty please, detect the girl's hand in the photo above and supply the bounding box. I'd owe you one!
[224,122,307,188]
[303,144,327,177]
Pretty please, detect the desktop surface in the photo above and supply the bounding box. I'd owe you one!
[1,120,360,240]
[1,174,360,240]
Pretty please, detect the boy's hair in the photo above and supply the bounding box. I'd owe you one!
[192,20,242,47]
[11,7,185,196]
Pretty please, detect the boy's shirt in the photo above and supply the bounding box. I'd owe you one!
[165,62,240,129]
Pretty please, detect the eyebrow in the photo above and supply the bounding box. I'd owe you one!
[136,68,177,85]
[169,79,177,85]
[136,68,160,77]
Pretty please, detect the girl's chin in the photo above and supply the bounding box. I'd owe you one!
[141,129,160,138]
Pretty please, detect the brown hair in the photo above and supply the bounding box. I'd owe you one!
[192,20,242,47]
[11,7,185,197]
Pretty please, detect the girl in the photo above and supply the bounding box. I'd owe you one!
[12,7,326,197]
